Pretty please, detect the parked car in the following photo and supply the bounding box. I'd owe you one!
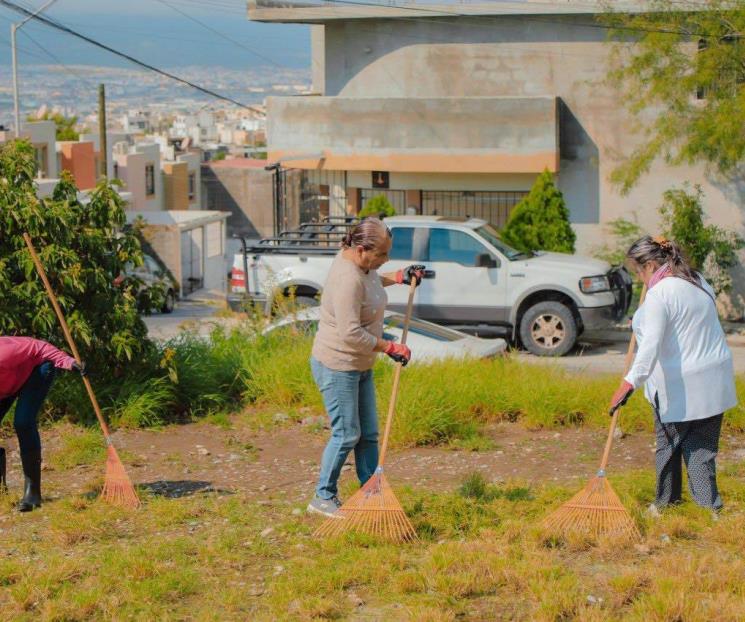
[265,308,507,362]
[114,253,178,314]
[230,216,632,356]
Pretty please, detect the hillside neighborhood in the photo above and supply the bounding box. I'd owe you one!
[1,0,745,620]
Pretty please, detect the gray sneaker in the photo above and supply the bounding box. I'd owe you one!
[307,495,343,519]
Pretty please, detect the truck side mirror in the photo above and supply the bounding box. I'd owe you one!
[475,253,498,269]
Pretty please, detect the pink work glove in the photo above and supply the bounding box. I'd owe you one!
[384,341,411,366]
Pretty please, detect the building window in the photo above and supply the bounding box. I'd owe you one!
[188,172,196,201]
[34,145,48,177]
[428,228,488,266]
[145,164,155,196]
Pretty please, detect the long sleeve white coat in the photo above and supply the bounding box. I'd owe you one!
[624,277,737,423]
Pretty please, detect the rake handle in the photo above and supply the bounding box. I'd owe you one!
[377,279,418,467]
[598,283,647,473]
[23,233,113,441]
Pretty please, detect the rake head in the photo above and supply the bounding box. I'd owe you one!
[314,470,417,543]
[100,444,141,509]
[542,473,640,542]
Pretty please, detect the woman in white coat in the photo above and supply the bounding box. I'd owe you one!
[610,235,737,513]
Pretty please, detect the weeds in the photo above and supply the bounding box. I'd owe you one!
[41,320,745,448]
[2,469,745,620]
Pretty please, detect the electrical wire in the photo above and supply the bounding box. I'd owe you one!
[153,0,287,68]
[0,0,266,114]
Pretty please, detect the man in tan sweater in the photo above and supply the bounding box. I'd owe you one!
[307,218,424,518]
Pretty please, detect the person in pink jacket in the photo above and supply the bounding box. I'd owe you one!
[0,337,84,511]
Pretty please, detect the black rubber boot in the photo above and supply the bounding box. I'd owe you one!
[18,448,42,512]
[0,447,6,492]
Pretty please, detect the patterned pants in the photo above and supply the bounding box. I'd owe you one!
[654,409,723,510]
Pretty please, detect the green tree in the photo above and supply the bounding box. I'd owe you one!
[27,111,86,141]
[500,169,576,253]
[602,1,745,193]
[359,194,396,219]
[0,139,155,371]
[659,185,743,294]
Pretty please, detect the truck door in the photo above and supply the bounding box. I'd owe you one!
[385,226,508,325]
[421,227,508,325]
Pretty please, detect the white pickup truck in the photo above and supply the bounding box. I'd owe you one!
[229,216,632,356]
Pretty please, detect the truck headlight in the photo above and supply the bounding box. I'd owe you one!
[579,275,610,293]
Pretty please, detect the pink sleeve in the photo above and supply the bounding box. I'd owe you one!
[27,338,77,371]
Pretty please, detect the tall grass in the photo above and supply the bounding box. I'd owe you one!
[44,323,745,446]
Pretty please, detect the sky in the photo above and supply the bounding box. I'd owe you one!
[0,0,311,69]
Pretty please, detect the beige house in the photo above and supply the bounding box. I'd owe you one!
[248,0,743,256]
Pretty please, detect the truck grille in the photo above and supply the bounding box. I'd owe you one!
[608,267,633,320]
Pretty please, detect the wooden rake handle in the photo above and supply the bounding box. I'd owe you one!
[23,233,114,442]
[598,283,647,473]
[377,278,418,467]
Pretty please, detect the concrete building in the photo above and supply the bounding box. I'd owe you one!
[57,141,97,190]
[1,121,59,179]
[201,158,276,240]
[170,111,219,146]
[162,153,201,211]
[120,110,151,134]
[79,131,131,179]
[249,0,744,250]
[113,142,164,211]
[126,210,230,296]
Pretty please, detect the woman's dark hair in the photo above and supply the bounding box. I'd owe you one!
[341,217,391,250]
[626,235,707,293]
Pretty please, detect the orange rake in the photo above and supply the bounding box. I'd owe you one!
[24,233,140,509]
[542,285,648,542]
[314,279,420,543]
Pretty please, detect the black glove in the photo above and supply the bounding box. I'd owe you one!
[395,264,427,286]
[71,361,88,377]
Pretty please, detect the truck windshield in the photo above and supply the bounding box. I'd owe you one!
[474,224,533,261]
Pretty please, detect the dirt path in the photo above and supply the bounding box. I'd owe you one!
[3,416,745,504]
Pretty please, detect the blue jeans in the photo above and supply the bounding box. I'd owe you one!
[0,362,56,453]
[311,357,379,500]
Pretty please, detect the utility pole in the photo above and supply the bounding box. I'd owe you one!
[98,84,107,177]
[11,0,60,138]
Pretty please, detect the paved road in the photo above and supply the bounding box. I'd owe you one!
[516,335,745,375]
[142,301,235,341]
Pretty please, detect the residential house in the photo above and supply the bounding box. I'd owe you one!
[201,158,303,254]
[57,141,97,190]
[112,142,164,211]
[120,110,151,134]
[248,0,743,255]
[125,210,230,296]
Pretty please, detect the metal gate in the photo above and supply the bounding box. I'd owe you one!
[421,190,528,228]
[180,228,203,295]
[273,168,348,229]
[360,189,406,214]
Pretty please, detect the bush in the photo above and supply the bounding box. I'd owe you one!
[500,169,576,253]
[0,139,158,371]
[359,194,396,219]
[592,215,645,266]
[659,185,744,295]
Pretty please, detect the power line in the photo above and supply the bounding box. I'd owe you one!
[154,0,286,68]
[20,28,100,92]
[0,0,266,114]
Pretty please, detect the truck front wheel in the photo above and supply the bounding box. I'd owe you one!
[519,301,577,357]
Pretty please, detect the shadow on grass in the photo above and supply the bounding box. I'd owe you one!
[139,480,235,498]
